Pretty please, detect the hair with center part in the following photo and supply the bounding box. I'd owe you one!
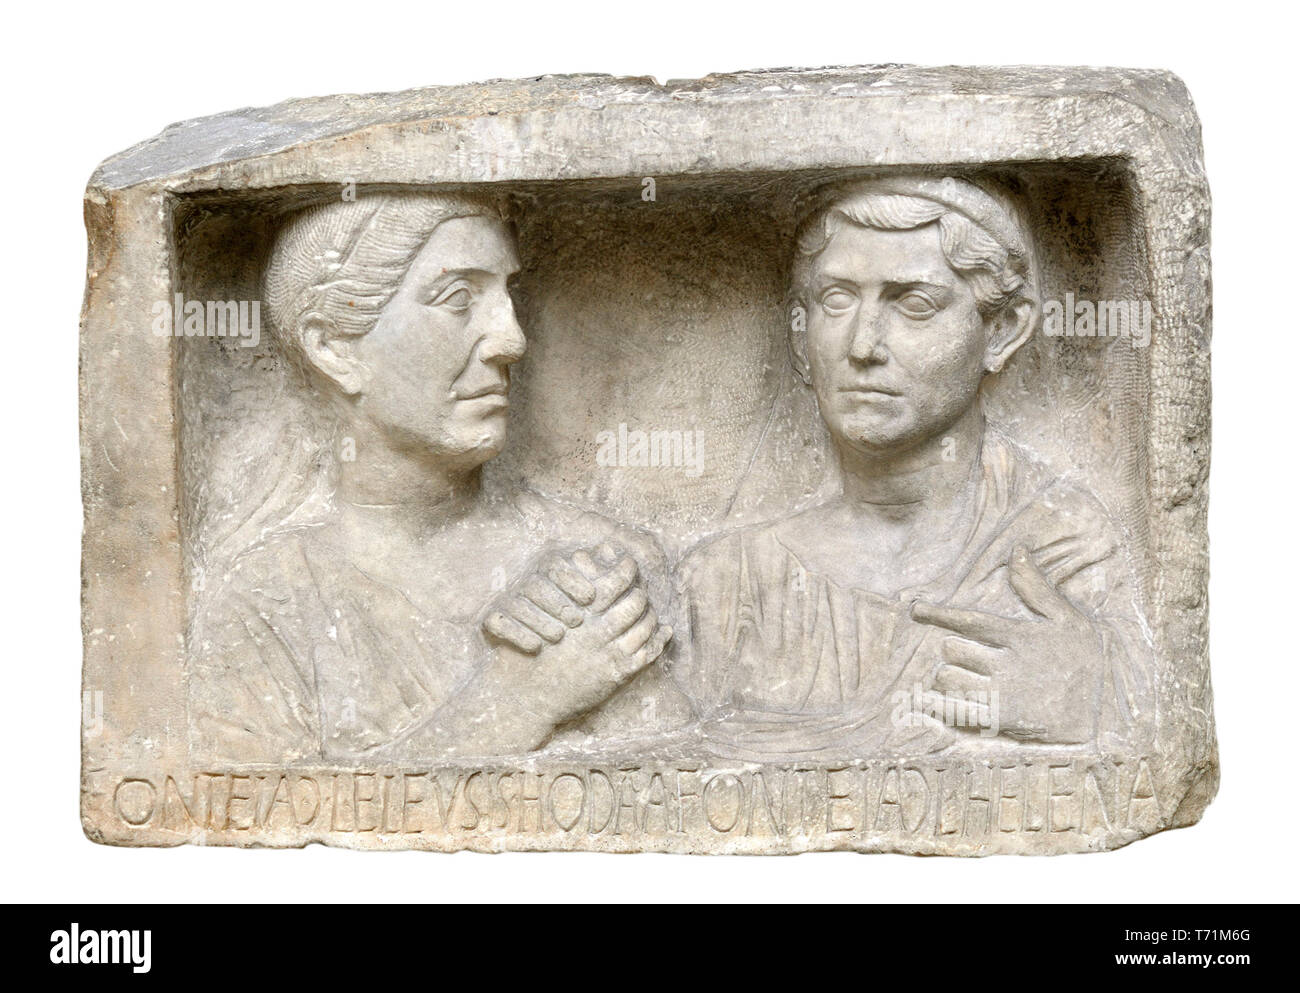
[791,178,1038,319]
[201,192,512,569]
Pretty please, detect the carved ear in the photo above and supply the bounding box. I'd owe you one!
[300,313,366,396]
[984,297,1038,375]
[788,299,812,386]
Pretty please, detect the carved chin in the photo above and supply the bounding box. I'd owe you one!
[438,423,508,464]
[830,408,914,451]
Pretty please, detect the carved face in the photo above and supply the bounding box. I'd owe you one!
[352,215,525,468]
[804,222,989,456]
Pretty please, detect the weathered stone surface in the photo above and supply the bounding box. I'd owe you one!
[81,66,1213,853]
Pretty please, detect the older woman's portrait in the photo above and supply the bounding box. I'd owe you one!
[187,193,677,764]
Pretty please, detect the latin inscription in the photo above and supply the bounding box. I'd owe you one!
[105,758,1163,843]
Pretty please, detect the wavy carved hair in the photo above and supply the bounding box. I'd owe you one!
[791,182,1037,319]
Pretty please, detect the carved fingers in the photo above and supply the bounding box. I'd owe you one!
[482,543,673,687]
[573,549,672,667]
[542,555,597,606]
[518,574,586,628]
[483,552,609,652]
[573,545,640,613]
[933,654,993,695]
[911,547,1086,649]
[1006,544,1080,621]
[908,544,1107,743]
[911,600,1015,646]
[482,610,547,655]
[608,590,673,677]
[918,688,994,730]
[611,592,654,650]
[482,543,674,728]
[628,622,673,671]
[938,635,998,676]
[483,586,572,654]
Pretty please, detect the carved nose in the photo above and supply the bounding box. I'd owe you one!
[849,312,887,364]
[480,299,527,365]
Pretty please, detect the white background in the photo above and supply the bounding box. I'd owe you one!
[2,0,1294,903]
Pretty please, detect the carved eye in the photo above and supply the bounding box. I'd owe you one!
[820,288,856,314]
[895,292,939,319]
[434,286,472,312]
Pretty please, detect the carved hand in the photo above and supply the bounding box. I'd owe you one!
[481,544,673,730]
[910,545,1107,743]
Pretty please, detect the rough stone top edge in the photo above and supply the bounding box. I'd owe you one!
[87,64,1199,193]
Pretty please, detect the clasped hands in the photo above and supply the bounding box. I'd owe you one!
[480,543,672,728]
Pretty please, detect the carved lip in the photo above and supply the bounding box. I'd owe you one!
[456,382,510,400]
[839,384,901,397]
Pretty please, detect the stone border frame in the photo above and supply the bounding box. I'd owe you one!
[80,66,1213,852]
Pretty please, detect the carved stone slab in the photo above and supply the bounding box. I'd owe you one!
[81,66,1213,853]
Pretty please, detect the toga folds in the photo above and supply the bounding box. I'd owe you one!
[673,431,1154,761]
